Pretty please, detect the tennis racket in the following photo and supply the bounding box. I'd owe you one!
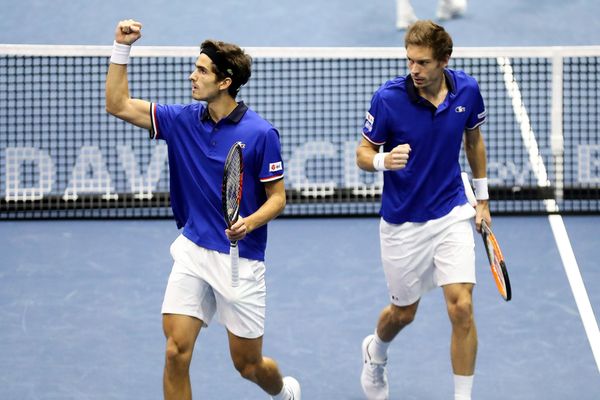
[222,141,244,287]
[461,172,511,301]
[481,220,512,301]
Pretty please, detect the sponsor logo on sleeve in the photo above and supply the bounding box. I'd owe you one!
[364,111,375,132]
[269,161,283,172]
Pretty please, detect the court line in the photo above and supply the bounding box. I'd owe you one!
[496,57,550,189]
[498,57,600,373]
[548,213,600,373]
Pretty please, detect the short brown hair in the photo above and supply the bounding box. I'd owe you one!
[200,39,252,98]
[404,20,453,61]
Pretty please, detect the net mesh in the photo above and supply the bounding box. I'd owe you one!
[1,46,599,219]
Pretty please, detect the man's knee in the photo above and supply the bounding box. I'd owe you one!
[165,336,193,371]
[447,297,474,328]
[390,304,417,327]
[232,357,261,382]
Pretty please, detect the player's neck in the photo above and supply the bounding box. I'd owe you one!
[418,74,447,108]
[207,95,238,123]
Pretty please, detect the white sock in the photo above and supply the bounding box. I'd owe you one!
[454,374,474,400]
[272,381,291,400]
[369,332,390,362]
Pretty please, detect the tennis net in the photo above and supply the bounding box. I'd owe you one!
[1,45,599,218]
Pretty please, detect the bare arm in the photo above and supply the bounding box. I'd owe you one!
[105,19,152,130]
[356,137,411,172]
[464,126,486,179]
[356,137,380,171]
[226,178,286,241]
[464,126,491,230]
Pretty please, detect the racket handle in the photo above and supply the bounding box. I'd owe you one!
[230,242,239,287]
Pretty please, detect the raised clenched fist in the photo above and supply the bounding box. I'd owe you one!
[115,19,143,45]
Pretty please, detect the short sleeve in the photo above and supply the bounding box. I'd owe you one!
[465,81,487,130]
[258,128,284,183]
[150,103,186,141]
[362,90,387,145]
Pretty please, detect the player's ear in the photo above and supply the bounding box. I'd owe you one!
[440,54,450,68]
[219,77,233,92]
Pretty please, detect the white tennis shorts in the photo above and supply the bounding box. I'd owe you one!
[161,234,266,339]
[380,203,477,306]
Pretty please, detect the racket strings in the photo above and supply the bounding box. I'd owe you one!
[481,223,511,301]
[485,236,496,264]
[487,235,508,295]
[225,154,242,223]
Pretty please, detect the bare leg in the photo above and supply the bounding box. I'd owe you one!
[162,314,202,400]
[360,301,420,399]
[376,301,420,342]
[443,283,477,375]
[227,330,285,395]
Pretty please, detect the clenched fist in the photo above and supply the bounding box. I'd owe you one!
[385,144,411,170]
[115,19,142,45]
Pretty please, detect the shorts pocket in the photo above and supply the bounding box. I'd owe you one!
[237,259,265,283]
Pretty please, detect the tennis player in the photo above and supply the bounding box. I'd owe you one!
[356,20,490,400]
[105,19,300,400]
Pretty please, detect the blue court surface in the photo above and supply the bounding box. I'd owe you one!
[0,0,599,47]
[0,216,598,399]
[1,0,599,398]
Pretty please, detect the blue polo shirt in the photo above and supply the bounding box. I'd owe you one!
[150,101,284,261]
[362,69,487,224]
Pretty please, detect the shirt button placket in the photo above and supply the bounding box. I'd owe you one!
[211,126,218,147]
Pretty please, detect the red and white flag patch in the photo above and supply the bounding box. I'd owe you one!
[269,161,283,172]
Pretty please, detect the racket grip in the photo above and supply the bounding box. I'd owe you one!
[230,243,239,287]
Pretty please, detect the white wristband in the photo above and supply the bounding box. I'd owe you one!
[472,177,489,200]
[373,152,389,171]
[110,41,131,64]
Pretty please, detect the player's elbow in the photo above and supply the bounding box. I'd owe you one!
[265,179,286,216]
[105,88,130,118]
[280,193,286,211]
[105,104,116,117]
[275,191,286,215]
[355,149,373,172]
[464,129,483,149]
[464,141,476,156]
[105,99,121,117]
[105,99,129,121]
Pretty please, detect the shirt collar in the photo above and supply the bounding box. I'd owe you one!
[406,69,456,103]
[200,101,248,123]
